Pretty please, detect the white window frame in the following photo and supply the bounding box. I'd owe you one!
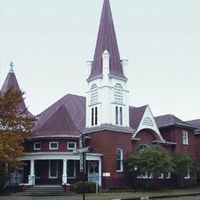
[49,141,59,150]
[34,142,41,151]
[67,142,77,150]
[158,172,171,179]
[115,106,123,126]
[158,173,164,179]
[137,173,153,179]
[166,172,171,179]
[184,164,191,179]
[182,130,189,145]
[116,148,123,172]
[49,160,58,179]
[91,106,98,126]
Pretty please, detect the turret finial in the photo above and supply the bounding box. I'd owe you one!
[9,61,14,73]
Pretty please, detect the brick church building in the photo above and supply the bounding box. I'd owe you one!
[2,0,200,189]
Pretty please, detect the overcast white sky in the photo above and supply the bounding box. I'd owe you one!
[0,0,200,121]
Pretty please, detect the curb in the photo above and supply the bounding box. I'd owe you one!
[112,192,200,200]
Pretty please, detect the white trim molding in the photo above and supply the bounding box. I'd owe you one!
[132,105,165,142]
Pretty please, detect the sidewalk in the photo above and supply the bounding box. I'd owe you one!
[67,187,200,200]
[2,187,200,200]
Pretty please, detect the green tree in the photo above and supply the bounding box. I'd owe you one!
[172,153,193,186]
[192,157,200,173]
[126,145,175,178]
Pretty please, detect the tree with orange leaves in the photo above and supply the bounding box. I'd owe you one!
[0,89,35,168]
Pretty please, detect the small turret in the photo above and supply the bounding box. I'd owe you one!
[1,62,31,115]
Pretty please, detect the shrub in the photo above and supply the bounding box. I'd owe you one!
[72,181,96,193]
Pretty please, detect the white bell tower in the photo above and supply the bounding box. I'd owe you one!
[86,0,130,128]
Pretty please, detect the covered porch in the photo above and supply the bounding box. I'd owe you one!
[17,152,102,187]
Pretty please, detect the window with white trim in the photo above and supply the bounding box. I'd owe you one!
[91,106,98,126]
[114,83,123,104]
[49,160,58,179]
[184,164,191,179]
[182,130,189,145]
[49,142,59,150]
[137,173,153,179]
[34,142,41,151]
[137,144,149,152]
[166,172,171,179]
[67,142,76,150]
[158,172,171,179]
[90,84,98,105]
[115,106,123,125]
[116,148,123,172]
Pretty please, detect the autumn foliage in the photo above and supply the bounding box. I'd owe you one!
[0,89,35,168]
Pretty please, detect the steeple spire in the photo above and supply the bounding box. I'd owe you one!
[1,63,31,115]
[88,0,127,81]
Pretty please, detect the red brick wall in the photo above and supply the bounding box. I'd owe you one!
[89,130,132,188]
[195,134,200,156]
[131,129,157,152]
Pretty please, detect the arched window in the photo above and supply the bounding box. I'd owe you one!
[116,148,123,172]
[137,144,149,152]
[90,84,98,104]
[114,83,123,104]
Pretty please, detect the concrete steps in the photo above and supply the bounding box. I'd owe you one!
[14,185,68,196]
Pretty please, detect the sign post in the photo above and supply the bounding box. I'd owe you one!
[73,133,91,200]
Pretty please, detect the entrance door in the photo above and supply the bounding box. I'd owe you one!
[88,161,99,184]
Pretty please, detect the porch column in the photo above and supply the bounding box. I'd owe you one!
[28,159,35,185]
[98,158,102,186]
[62,159,67,184]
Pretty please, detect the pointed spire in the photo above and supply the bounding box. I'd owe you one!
[1,63,31,115]
[88,0,127,81]
[1,62,20,93]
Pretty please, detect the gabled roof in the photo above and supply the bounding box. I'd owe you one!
[34,94,86,137]
[155,114,195,129]
[88,0,126,81]
[129,105,147,130]
[130,105,164,142]
[1,65,31,115]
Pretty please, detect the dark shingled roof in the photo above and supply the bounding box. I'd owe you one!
[186,119,200,133]
[1,69,31,115]
[34,94,86,137]
[84,123,134,134]
[88,0,126,81]
[129,105,147,130]
[155,114,195,129]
